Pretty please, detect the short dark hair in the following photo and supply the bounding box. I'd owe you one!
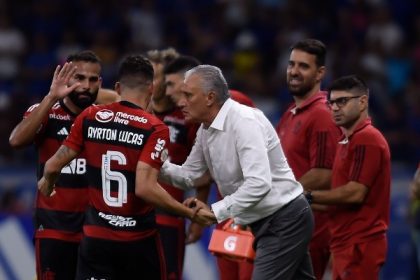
[118,55,154,88]
[164,55,201,75]
[66,50,101,64]
[328,75,369,97]
[290,39,326,67]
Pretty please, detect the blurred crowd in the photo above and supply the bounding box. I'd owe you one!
[1,0,419,165]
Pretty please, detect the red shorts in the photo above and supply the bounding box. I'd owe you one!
[217,257,254,280]
[309,243,330,280]
[332,236,387,280]
[310,211,331,279]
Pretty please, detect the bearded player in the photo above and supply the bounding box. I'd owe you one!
[9,50,102,280]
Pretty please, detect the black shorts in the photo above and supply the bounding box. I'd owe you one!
[35,238,79,280]
[76,235,166,280]
[157,215,185,280]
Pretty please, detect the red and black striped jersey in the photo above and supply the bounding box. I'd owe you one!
[229,90,256,108]
[64,101,170,241]
[154,108,199,203]
[25,100,89,242]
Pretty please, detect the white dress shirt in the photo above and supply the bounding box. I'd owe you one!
[160,99,303,225]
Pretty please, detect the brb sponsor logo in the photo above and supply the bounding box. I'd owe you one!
[98,212,136,227]
[95,109,114,123]
[223,236,238,252]
[61,158,86,175]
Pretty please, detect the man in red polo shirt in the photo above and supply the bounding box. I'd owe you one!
[306,75,391,279]
[276,39,341,279]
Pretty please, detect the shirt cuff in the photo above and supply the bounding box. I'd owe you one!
[211,199,230,223]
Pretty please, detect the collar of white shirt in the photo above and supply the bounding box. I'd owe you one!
[209,98,234,131]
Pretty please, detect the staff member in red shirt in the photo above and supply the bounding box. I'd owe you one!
[276,39,341,280]
[306,75,391,280]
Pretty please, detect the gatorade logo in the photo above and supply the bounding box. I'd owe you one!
[223,236,237,252]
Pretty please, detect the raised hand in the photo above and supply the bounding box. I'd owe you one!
[48,62,80,100]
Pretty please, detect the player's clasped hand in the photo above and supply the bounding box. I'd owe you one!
[37,177,56,197]
[184,197,217,226]
[185,222,204,244]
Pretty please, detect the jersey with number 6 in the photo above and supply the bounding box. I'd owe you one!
[64,101,169,241]
[23,100,89,242]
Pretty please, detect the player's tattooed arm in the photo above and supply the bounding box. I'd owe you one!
[38,145,80,196]
[55,145,79,163]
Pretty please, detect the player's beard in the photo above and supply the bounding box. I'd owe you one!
[68,89,98,109]
[287,80,315,97]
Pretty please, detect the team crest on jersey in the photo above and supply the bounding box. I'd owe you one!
[293,120,302,134]
[95,109,114,123]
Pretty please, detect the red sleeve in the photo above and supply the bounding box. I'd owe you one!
[139,123,170,170]
[309,110,340,169]
[24,103,49,144]
[24,104,39,118]
[229,90,256,108]
[63,109,89,153]
[349,144,382,188]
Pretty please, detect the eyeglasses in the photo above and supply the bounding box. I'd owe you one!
[327,96,362,108]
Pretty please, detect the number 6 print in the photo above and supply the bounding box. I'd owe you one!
[102,151,128,207]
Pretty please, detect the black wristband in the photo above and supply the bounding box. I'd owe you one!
[304,191,313,204]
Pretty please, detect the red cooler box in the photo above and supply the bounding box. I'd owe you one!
[208,219,255,262]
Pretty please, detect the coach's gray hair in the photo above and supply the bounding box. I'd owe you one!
[185,65,230,105]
